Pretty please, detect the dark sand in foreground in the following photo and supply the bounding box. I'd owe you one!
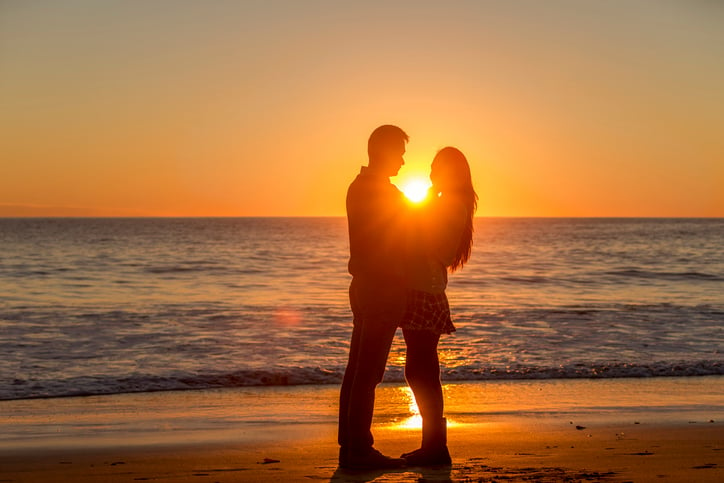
[1,378,722,482]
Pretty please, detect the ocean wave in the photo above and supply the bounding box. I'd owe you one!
[440,360,724,380]
[2,361,721,401]
[605,269,724,282]
[500,276,550,284]
[144,263,231,274]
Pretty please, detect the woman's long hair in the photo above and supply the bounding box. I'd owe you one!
[433,147,478,272]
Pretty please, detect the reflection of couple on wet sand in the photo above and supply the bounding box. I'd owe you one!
[338,125,478,470]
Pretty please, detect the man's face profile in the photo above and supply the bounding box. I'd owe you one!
[377,138,406,178]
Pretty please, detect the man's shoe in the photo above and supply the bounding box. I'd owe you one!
[341,447,406,470]
[401,446,451,466]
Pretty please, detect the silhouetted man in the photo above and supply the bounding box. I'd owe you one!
[338,125,409,470]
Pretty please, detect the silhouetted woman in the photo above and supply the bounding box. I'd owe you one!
[400,147,478,466]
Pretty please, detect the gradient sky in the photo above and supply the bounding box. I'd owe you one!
[1,0,722,217]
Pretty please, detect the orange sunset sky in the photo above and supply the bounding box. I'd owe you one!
[1,1,722,217]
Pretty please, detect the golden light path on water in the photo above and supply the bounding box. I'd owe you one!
[385,351,464,430]
[391,386,460,431]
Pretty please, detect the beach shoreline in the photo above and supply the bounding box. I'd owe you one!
[1,377,722,481]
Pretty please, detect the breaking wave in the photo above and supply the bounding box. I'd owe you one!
[3,360,722,401]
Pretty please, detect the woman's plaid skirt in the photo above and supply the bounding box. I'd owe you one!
[400,289,456,334]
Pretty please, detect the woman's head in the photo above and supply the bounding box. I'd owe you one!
[430,147,474,194]
[430,147,478,272]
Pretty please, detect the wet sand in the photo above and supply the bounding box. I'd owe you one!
[1,378,722,482]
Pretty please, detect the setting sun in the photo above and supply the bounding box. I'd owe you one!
[399,178,432,203]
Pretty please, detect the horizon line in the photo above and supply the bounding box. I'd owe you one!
[1,215,722,220]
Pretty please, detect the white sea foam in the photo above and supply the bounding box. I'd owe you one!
[3,361,722,400]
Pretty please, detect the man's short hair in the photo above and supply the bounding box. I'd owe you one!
[368,125,409,158]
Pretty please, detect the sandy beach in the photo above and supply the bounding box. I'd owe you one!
[1,377,722,482]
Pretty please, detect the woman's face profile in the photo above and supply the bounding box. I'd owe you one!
[430,158,453,192]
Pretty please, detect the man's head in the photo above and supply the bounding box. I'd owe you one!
[367,125,408,177]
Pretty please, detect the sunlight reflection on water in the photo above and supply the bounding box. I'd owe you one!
[388,385,461,431]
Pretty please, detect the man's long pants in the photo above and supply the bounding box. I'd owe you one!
[338,316,397,450]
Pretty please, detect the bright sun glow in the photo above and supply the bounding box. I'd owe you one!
[400,178,432,203]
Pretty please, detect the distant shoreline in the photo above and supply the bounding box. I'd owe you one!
[2,215,723,219]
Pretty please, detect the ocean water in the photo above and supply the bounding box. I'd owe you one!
[0,217,722,400]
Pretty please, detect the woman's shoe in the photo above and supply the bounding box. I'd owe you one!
[401,417,452,466]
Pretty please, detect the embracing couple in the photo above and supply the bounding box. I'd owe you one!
[338,125,478,470]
